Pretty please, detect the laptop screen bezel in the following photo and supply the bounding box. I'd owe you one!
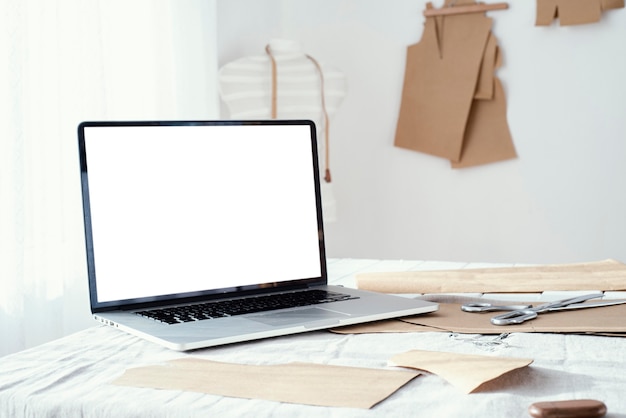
[78,120,328,312]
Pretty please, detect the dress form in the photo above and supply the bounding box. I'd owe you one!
[218,39,347,221]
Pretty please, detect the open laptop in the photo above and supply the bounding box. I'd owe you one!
[78,120,437,351]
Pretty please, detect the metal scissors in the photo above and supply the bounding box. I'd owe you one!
[489,293,626,326]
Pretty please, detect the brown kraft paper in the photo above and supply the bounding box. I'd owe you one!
[356,259,626,294]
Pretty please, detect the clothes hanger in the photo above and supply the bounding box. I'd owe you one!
[423,1,508,17]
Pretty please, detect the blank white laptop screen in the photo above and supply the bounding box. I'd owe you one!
[80,122,323,305]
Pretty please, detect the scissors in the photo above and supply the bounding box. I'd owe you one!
[489,293,626,325]
[461,294,626,326]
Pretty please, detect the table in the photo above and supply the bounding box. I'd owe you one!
[1,259,625,417]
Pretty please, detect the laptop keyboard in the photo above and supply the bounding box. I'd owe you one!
[135,289,357,325]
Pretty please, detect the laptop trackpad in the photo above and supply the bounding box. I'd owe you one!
[248,308,348,327]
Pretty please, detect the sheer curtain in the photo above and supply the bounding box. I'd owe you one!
[0,0,218,357]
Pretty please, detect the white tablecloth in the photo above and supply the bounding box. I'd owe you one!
[1,259,625,417]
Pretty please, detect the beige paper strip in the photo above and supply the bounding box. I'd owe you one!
[356,259,626,294]
[390,349,532,394]
[113,358,419,409]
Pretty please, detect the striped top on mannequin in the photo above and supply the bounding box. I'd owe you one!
[218,39,347,221]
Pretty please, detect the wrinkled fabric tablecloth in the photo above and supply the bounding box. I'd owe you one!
[1,259,625,417]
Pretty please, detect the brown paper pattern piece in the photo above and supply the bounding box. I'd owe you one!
[112,358,419,409]
[394,4,493,162]
[474,33,497,100]
[536,0,624,26]
[452,76,517,167]
[390,349,532,394]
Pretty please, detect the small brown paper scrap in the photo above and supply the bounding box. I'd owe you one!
[390,349,532,394]
[112,358,419,409]
[356,259,626,294]
[536,0,624,26]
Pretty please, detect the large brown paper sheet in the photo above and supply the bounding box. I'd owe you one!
[390,349,533,394]
[394,1,493,162]
[112,358,419,409]
[332,301,626,336]
[356,259,626,294]
[536,0,624,26]
[401,301,626,335]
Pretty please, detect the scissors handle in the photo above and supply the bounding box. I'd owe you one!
[491,309,538,325]
[461,303,532,312]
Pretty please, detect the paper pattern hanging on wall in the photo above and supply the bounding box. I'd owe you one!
[536,0,624,26]
[394,0,516,168]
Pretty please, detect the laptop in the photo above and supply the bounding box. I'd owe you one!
[78,120,437,351]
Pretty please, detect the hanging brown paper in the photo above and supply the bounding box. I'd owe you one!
[394,0,515,168]
[535,0,624,26]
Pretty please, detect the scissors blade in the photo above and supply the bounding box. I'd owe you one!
[533,293,604,313]
[547,299,626,311]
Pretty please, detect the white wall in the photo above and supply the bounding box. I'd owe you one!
[217,0,626,264]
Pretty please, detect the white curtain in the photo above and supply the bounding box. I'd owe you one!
[0,0,218,357]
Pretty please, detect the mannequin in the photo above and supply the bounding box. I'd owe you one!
[218,39,347,221]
